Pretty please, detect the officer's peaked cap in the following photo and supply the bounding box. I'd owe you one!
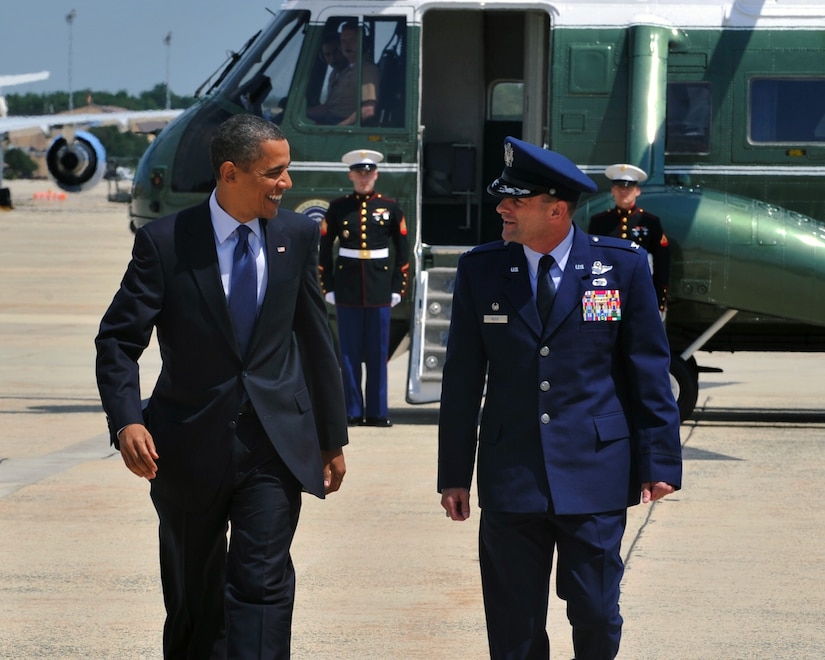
[604,163,648,187]
[486,137,597,201]
[342,149,384,171]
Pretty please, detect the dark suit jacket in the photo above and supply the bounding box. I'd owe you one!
[437,227,682,515]
[96,200,348,509]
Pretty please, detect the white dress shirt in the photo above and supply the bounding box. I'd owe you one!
[209,190,267,307]
[522,225,575,297]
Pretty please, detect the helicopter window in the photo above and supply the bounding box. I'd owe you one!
[229,11,310,124]
[305,16,406,128]
[489,82,524,121]
[749,77,825,144]
[665,82,712,155]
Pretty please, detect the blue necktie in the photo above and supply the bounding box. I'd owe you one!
[536,254,556,326]
[228,225,257,355]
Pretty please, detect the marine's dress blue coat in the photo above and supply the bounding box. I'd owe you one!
[438,227,682,515]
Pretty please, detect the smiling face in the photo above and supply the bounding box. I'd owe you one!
[217,138,293,222]
[495,194,572,254]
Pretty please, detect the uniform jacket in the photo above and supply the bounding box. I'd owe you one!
[437,227,682,515]
[588,206,671,312]
[95,200,349,509]
[319,191,409,306]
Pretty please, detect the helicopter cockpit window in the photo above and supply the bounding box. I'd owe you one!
[228,10,310,124]
[666,82,712,155]
[749,77,825,144]
[171,11,308,194]
[305,16,406,128]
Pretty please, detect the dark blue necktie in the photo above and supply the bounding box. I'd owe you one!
[536,254,556,326]
[228,225,257,355]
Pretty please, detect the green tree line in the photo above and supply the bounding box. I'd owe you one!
[6,83,197,115]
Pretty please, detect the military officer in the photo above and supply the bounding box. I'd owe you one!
[319,149,410,427]
[588,164,671,317]
[438,137,682,659]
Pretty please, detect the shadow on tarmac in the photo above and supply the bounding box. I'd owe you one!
[688,407,825,425]
[387,407,440,425]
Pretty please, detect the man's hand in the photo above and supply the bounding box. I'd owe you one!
[117,423,159,480]
[322,448,346,494]
[441,487,471,521]
[324,292,336,305]
[642,481,675,503]
[391,293,402,307]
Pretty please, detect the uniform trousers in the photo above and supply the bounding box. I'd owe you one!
[336,305,390,419]
[479,509,626,660]
[150,410,302,659]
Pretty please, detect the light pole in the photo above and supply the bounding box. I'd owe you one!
[164,32,172,109]
[66,9,76,112]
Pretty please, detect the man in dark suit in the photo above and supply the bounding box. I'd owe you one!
[96,114,348,659]
[438,137,682,660]
[588,163,671,317]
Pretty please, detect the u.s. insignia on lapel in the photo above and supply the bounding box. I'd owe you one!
[582,289,621,321]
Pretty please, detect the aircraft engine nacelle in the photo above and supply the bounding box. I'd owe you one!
[45,129,107,193]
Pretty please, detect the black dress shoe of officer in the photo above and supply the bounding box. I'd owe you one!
[347,416,364,426]
[364,417,392,427]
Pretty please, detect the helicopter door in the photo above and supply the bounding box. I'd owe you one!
[420,9,549,246]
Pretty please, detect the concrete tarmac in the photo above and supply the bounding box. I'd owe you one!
[1,180,824,659]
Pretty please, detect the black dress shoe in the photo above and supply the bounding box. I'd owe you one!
[347,416,363,426]
[364,417,392,427]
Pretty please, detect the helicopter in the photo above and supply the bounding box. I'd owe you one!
[123,0,825,420]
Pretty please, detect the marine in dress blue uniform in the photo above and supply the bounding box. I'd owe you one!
[588,164,671,315]
[438,137,682,660]
[319,149,410,426]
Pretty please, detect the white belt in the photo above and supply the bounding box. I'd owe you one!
[338,247,389,259]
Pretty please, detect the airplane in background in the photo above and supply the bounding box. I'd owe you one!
[0,70,183,208]
[0,71,50,118]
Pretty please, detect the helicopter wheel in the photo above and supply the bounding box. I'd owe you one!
[669,354,698,422]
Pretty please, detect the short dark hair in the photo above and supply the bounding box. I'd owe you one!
[322,31,341,47]
[209,114,286,179]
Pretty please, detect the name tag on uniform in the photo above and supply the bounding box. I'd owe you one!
[483,315,508,324]
[582,290,621,322]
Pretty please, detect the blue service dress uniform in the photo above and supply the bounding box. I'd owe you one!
[588,206,671,313]
[438,227,682,659]
[319,191,409,421]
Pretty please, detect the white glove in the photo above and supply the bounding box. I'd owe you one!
[391,293,401,307]
[325,292,336,304]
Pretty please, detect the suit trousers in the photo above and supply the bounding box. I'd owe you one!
[150,411,302,659]
[478,509,626,660]
[336,305,390,419]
